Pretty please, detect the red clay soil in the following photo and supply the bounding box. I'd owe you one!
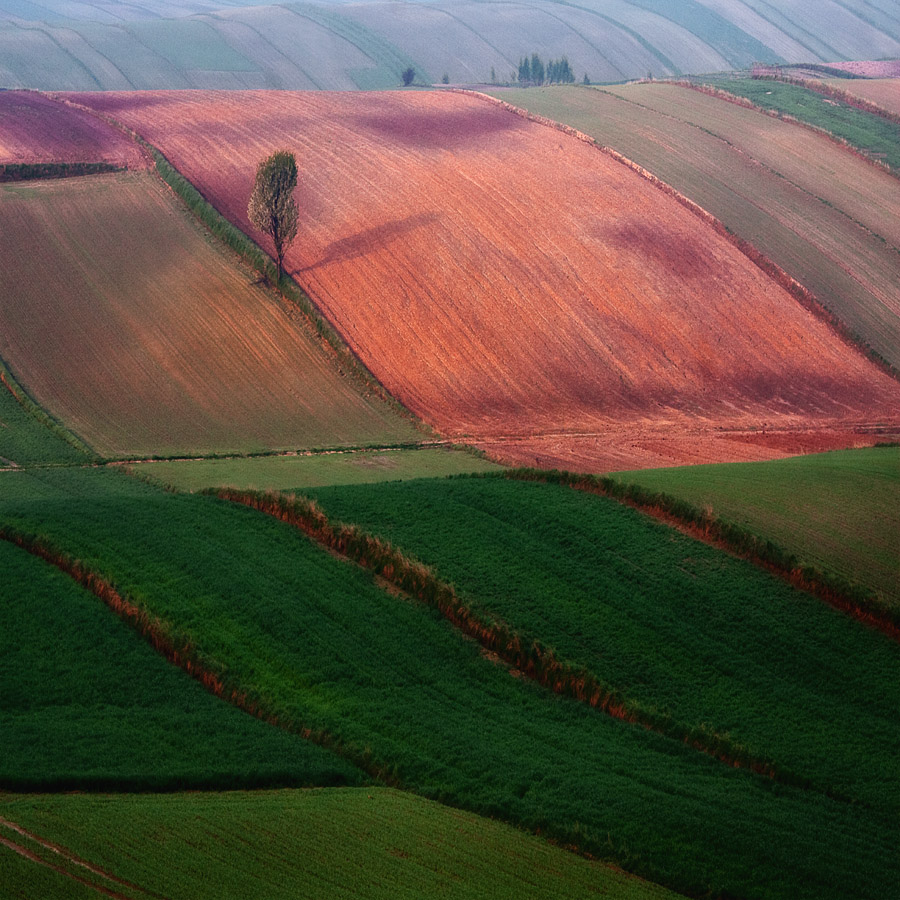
[68,90,900,469]
[0,91,145,168]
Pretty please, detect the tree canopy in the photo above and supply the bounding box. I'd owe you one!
[247,149,299,282]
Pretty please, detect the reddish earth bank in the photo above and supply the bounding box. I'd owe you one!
[59,91,900,468]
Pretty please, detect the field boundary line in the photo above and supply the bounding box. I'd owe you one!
[490,468,900,640]
[0,528,388,789]
[0,815,158,899]
[455,88,898,380]
[210,486,867,793]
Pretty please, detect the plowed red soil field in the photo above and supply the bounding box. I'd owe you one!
[70,90,900,469]
[0,91,145,168]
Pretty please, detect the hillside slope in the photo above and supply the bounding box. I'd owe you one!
[0,167,420,456]
[71,89,900,469]
[1,0,898,89]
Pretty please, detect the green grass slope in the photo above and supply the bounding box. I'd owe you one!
[132,447,502,491]
[0,468,898,899]
[0,172,419,457]
[307,475,900,814]
[613,446,900,606]
[0,535,363,791]
[0,790,682,900]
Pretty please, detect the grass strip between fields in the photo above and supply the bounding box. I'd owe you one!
[209,486,864,791]
[0,526,392,788]
[494,468,899,637]
[144,142,425,432]
[0,162,123,182]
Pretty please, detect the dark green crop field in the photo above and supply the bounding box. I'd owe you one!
[0,468,898,899]
[698,77,900,170]
[307,475,900,814]
[0,789,681,900]
[0,536,363,791]
[615,446,900,606]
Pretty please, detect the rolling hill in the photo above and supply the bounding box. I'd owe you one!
[68,88,900,469]
[0,0,898,90]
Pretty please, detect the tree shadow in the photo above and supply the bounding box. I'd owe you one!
[298,212,440,273]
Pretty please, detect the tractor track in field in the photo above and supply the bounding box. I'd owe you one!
[0,815,158,899]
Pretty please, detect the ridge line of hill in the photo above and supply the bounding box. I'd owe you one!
[452,87,899,380]
[211,485,875,800]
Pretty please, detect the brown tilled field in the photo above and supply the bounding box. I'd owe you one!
[69,90,900,469]
[823,77,900,118]
[0,171,419,456]
[0,91,145,168]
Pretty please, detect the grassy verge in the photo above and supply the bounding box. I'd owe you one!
[0,358,93,465]
[0,162,123,182]
[0,790,681,900]
[0,467,896,899]
[692,76,900,171]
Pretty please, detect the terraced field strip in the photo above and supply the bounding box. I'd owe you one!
[489,83,900,372]
[691,76,900,171]
[614,446,900,608]
[0,531,363,792]
[131,446,502,491]
[0,791,683,900]
[69,90,900,471]
[0,170,420,457]
[308,475,900,814]
[824,77,900,118]
[2,467,897,900]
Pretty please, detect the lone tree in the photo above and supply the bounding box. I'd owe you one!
[402,66,416,86]
[248,149,299,283]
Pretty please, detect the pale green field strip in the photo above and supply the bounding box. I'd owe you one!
[614,446,900,607]
[132,447,503,491]
[0,172,419,457]
[0,790,682,900]
[489,84,900,370]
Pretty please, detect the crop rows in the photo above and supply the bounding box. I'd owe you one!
[494,83,900,371]
[0,536,363,791]
[306,474,900,814]
[68,89,900,471]
[0,467,897,899]
[0,790,679,900]
[0,169,418,457]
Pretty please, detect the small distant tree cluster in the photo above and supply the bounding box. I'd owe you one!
[516,53,575,86]
[402,66,416,86]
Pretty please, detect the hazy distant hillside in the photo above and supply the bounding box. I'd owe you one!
[1,0,898,89]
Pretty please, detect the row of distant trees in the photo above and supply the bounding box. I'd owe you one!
[516,53,575,86]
